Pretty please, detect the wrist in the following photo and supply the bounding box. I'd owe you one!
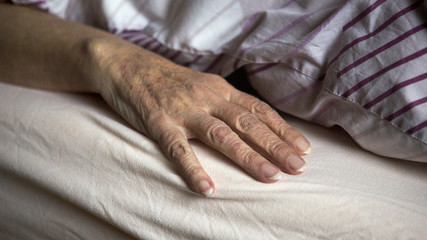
[79,37,114,94]
[83,35,183,96]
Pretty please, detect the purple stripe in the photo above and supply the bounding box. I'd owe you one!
[142,39,156,48]
[342,47,427,98]
[248,63,278,75]
[242,12,262,32]
[406,120,427,134]
[25,1,49,12]
[151,43,162,52]
[204,54,224,72]
[273,82,317,106]
[121,29,144,34]
[160,48,170,57]
[242,0,297,32]
[26,1,46,5]
[135,37,151,46]
[119,30,146,40]
[342,0,387,32]
[273,74,325,106]
[121,34,137,40]
[364,72,427,109]
[187,1,236,42]
[311,99,339,122]
[235,11,315,70]
[329,0,423,67]
[169,51,182,61]
[385,96,427,121]
[127,35,147,43]
[248,5,343,76]
[121,32,146,41]
[337,22,427,78]
[249,12,315,51]
[183,55,202,67]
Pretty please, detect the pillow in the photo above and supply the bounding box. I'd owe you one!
[246,0,427,162]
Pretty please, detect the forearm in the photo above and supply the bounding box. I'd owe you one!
[0,3,144,93]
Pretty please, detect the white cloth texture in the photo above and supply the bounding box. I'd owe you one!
[1,82,427,239]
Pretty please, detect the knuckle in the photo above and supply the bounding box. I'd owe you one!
[182,162,202,180]
[268,141,289,156]
[146,116,167,138]
[192,82,208,91]
[169,140,190,161]
[86,38,114,65]
[229,139,244,153]
[236,113,261,132]
[208,122,232,144]
[252,101,272,115]
[241,151,259,166]
[278,123,292,137]
[186,82,211,95]
[203,73,226,83]
[258,130,273,142]
[279,124,300,140]
[187,83,218,102]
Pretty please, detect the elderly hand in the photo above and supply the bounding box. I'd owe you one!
[90,39,311,196]
[1,3,310,197]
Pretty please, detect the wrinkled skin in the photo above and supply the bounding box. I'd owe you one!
[92,40,311,196]
[0,2,310,197]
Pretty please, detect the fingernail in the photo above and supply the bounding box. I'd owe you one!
[295,137,311,155]
[199,180,213,197]
[261,163,281,181]
[288,154,305,172]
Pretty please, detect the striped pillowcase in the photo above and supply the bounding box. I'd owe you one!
[247,0,427,162]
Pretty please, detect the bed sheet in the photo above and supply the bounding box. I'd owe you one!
[1,82,427,239]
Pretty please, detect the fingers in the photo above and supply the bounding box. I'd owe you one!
[185,112,282,183]
[148,120,215,197]
[210,101,306,174]
[229,90,311,156]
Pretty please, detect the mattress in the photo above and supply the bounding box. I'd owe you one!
[1,81,426,239]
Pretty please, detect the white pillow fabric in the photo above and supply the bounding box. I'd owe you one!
[11,0,427,161]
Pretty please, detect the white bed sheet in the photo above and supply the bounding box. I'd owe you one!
[1,82,426,239]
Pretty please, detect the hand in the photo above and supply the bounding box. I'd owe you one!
[90,39,311,196]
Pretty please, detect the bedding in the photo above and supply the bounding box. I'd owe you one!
[12,0,427,161]
[1,0,427,239]
[1,82,427,239]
